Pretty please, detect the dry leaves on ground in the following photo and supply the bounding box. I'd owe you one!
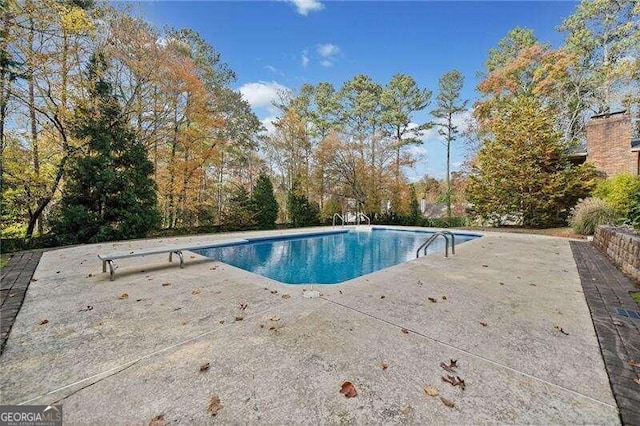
[235,316,244,322]
[208,395,223,416]
[629,360,640,367]
[162,283,171,287]
[282,294,291,299]
[479,322,488,327]
[554,325,569,335]
[118,293,129,300]
[149,413,165,426]
[199,362,210,372]
[440,359,458,373]
[239,303,248,310]
[340,381,357,398]
[440,397,455,408]
[78,305,93,312]
[401,328,409,334]
[192,289,201,295]
[381,362,389,370]
[270,315,280,322]
[442,296,447,300]
[38,319,49,325]
[400,405,411,415]
[423,386,439,397]
[428,297,437,303]
[442,375,466,390]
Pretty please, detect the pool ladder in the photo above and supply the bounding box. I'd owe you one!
[332,212,371,227]
[416,231,456,258]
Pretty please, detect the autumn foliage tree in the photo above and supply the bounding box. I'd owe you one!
[467,95,598,227]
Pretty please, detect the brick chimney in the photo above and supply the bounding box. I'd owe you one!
[585,110,639,176]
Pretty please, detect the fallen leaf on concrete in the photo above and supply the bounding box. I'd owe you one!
[499,282,504,286]
[39,319,49,325]
[270,315,280,322]
[270,290,278,294]
[86,273,92,278]
[199,362,210,372]
[440,397,455,408]
[613,320,624,327]
[529,283,537,287]
[428,297,437,303]
[118,293,129,300]
[440,360,458,372]
[442,296,447,300]
[554,325,569,335]
[282,294,291,299]
[30,278,38,282]
[136,299,143,302]
[381,362,388,370]
[401,328,409,334]
[235,316,244,322]
[442,375,456,385]
[423,386,439,397]
[162,283,171,287]
[149,413,165,426]
[417,280,423,286]
[79,305,93,312]
[192,289,201,295]
[56,271,60,274]
[219,320,225,324]
[480,322,488,327]
[481,265,488,268]
[442,375,466,390]
[208,394,223,416]
[339,290,343,294]
[181,320,188,326]
[629,360,640,367]
[269,326,277,330]
[239,303,248,310]
[340,381,357,398]
[400,405,411,415]
[380,295,386,299]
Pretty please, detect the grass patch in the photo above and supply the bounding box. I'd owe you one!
[0,254,9,269]
[630,291,640,308]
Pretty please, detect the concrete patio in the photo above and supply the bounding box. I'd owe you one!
[0,227,619,424]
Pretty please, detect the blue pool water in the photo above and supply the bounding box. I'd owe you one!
[194,228,479,284]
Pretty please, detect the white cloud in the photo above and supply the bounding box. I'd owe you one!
[238,81,290,110]
[265,65,285,77]
[302,49,309,67]
[287,0,324,16]
[320,60,333,68]
[317,43,340,58]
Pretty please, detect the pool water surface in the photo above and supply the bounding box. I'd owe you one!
[194,228,479,284]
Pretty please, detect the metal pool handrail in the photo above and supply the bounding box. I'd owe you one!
[332,213,345,227]
[357,212,371,226]
[416,231,456,258]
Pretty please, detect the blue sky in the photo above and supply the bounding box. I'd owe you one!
[136,0,579,180]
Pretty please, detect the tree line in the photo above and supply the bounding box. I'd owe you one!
[1,0,638,246]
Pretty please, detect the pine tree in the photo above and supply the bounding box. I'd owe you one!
[221,185,255,231]
[250,172,279,229]
[52,53,159,244]
[287,178,319,227]
[408,185,422,226]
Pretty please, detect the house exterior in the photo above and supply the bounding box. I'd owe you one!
[572,110,640,176]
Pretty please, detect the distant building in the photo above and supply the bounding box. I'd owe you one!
[571,110,640,176]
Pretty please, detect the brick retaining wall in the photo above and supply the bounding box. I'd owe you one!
[593,225,640,283]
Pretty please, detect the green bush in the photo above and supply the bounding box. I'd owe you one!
[627,191,640,229]
[593,174,640,216]
[569,198,619,235]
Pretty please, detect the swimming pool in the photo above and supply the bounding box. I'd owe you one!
[194,227,480,284]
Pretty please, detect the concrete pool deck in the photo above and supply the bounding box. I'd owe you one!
[0,227,621,423]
